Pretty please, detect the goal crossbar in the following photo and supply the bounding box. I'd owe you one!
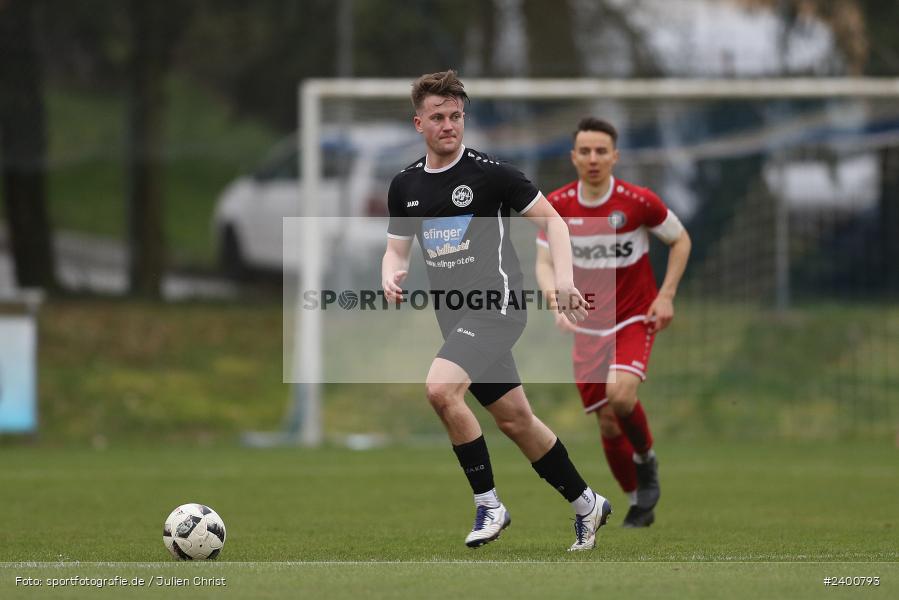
[304,77,899,101]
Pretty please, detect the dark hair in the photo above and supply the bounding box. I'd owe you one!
[411,70,469,111]
[574,117,618,146]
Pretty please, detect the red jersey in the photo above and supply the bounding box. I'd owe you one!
[538,177,680,333]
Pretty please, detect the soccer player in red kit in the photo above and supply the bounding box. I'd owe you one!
[536,117,691,527]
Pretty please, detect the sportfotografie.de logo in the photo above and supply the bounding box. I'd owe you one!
[301,288,595,312]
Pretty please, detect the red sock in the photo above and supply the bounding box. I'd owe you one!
[601,433,637,493]
[617,399,653,455]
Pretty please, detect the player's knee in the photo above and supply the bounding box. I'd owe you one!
[606,381,638,415]
[425,382,462,415]
[494,406,534,439]
[597,407,621,437]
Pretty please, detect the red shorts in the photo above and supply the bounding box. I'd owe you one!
[573,316,655,414]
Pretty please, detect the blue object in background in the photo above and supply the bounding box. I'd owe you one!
[0,317,37,433]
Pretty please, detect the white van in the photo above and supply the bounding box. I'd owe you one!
[212,125,420,277]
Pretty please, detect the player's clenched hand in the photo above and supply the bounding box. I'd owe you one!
[382,270,407,304]
[645,294,674,333]
[556,282,590,323]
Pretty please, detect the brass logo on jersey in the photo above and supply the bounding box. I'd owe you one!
[608,210,627,230]
[451,185,474,208]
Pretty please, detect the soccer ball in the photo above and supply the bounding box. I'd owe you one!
[163,503,226,560]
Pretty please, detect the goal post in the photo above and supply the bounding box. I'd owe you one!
[283,77,899,447]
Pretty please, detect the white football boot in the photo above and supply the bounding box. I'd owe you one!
[464,503,511,548]
[568,493,612,551]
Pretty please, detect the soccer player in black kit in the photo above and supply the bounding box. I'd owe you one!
[381,70,611,551]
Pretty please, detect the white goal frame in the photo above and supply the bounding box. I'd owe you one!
[286,77,899,447]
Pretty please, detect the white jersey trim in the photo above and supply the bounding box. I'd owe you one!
[496,209,510,315]
[519,191,542,215]
[609,364,647,381]
[386,233,414,240]
[535,237,549,248]
[584,397,609,414]
[574,314,646,337]
[650,210,684,245]
[577,176,614,208]
[424,144,466,173]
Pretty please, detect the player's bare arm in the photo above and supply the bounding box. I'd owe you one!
[523,195,589,323]
[535,244,578,333]
[646,227,692,333]
[382,236,413,304]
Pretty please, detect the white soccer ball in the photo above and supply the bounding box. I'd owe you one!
[163,503,226,560]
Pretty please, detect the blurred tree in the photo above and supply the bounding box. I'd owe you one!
[178,0,482,128]
[461,0,497,77]
[523,0,581,76]
[738,0,899,75]
[177,0,339,130]
[126,0,192,297]
[36,0,493,131]
[353,0,471,77]
[34,0,130,90]
[881,146,899,293]
[570,0,664,77]
[854,2,899,294]
[0,0,58,290]
[857,1,899,75]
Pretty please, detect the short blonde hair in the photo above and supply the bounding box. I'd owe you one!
[411,70,469,111]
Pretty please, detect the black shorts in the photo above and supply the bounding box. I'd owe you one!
[436,311,526,407]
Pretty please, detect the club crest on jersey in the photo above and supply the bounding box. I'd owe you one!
[608,210,627,230]
[451,185,474,208]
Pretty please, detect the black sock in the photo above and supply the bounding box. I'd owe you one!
[452,435,495,494]
[531,438,588,503]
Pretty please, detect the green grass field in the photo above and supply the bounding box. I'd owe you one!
[33,298,897,444]
[3,299,896,597]
[1,440,896,598]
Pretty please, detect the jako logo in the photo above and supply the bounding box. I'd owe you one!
[456,327,476,337]
[406,200,419,208]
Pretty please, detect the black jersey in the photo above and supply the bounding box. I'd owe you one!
[387,145,541,319]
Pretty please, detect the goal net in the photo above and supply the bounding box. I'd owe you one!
[280,78,899,446]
